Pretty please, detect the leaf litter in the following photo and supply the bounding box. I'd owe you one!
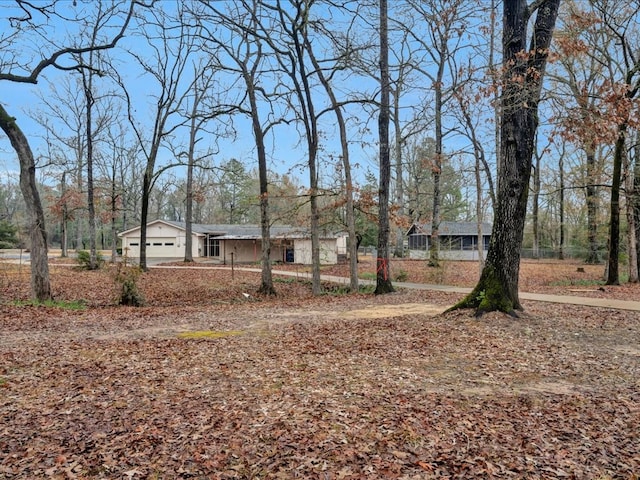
[0,261,639,478]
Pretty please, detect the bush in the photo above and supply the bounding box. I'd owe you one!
[112,264,145,306]
[76,250,104,270]
[394,269,409,282]
[0,221,18,248]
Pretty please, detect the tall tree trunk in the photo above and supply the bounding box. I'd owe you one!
[606,127,626,285]
[584,146,600,263]
[558,145,565,260]
[626,154,638,282]
[633,132,640,278]
[110,164,118,263]
[532,148,541,259]
[0,104,52,301]
[429,47,445,267]
[475,151,485,271]
[61,172,69,258]
[245,77,275,296]
[82,67,99,270]
[139,155,155,271]
[306,42,359,292]
[450,0,560,316]
[375,0,394,294]
[184,97,199,263]
[393,88,405,259]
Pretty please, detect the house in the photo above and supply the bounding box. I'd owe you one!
[406,221,492,261]
[117,219,347,265]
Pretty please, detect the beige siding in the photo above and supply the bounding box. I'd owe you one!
[121,223,202,258]
[218,240,285,264]
[293,239,337,265]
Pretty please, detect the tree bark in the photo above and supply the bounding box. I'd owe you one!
[633,132,640,279]
[82,65,99,270]
[606,128,626,285]
[584,147,601,263]
[0,104,52,301]
[375,0,394,294]
[450,0,560,315]
[246,75,275,296]
[532,146,541,259]
[61,172,69,258]
[558,146,565,260]
[305,40,359,292]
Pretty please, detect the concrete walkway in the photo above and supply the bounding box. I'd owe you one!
[149,265,640,313]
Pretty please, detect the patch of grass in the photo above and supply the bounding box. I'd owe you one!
[12,299,87,310]
[0,377,7,388]
[177,330,244,339]
[273,277,298,284]
[360,272,377,281]
[320,283,376,295]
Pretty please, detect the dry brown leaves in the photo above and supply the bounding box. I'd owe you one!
[1,261,639,479]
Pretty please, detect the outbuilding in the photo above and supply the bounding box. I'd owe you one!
[406,221,492,261]
[118,219,346,265]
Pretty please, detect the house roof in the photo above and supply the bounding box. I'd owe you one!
[119,219,343,240]
[407,221,492,236]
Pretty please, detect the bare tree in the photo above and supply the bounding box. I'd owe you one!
[304,21,361,291]
[406,0,476,267]
[0,0,138,301]
[198,0,290,295]
[593,0,640,285]
[116,3,198,271]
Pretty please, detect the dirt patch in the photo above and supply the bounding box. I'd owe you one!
[339,302,447,319]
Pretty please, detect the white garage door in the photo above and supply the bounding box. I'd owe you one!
[145,237,178,257]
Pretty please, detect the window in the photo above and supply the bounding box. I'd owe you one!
[130,242,139,246]
[443,236,462,251]
[153,242,162,246]
[462,236,476,250]
[204,236,221,257]
[164,242,174,246]
[209,239,220,257]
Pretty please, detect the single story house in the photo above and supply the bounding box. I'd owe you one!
[406,221,492,261]
[118,219,347,265]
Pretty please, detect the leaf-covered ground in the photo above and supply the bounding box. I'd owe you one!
[1,259,639,478]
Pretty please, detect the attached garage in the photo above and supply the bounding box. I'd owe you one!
[118,220,200,260]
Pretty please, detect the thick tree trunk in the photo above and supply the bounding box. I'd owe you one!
[375,0,394,294]
[606,128,626,285]
[0,104,52,302]
[450,0,560,315]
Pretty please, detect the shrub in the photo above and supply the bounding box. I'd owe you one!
[0,220,18,248]
[112,264,145,306]
[394,269,409,282]
[76,250,104,270]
